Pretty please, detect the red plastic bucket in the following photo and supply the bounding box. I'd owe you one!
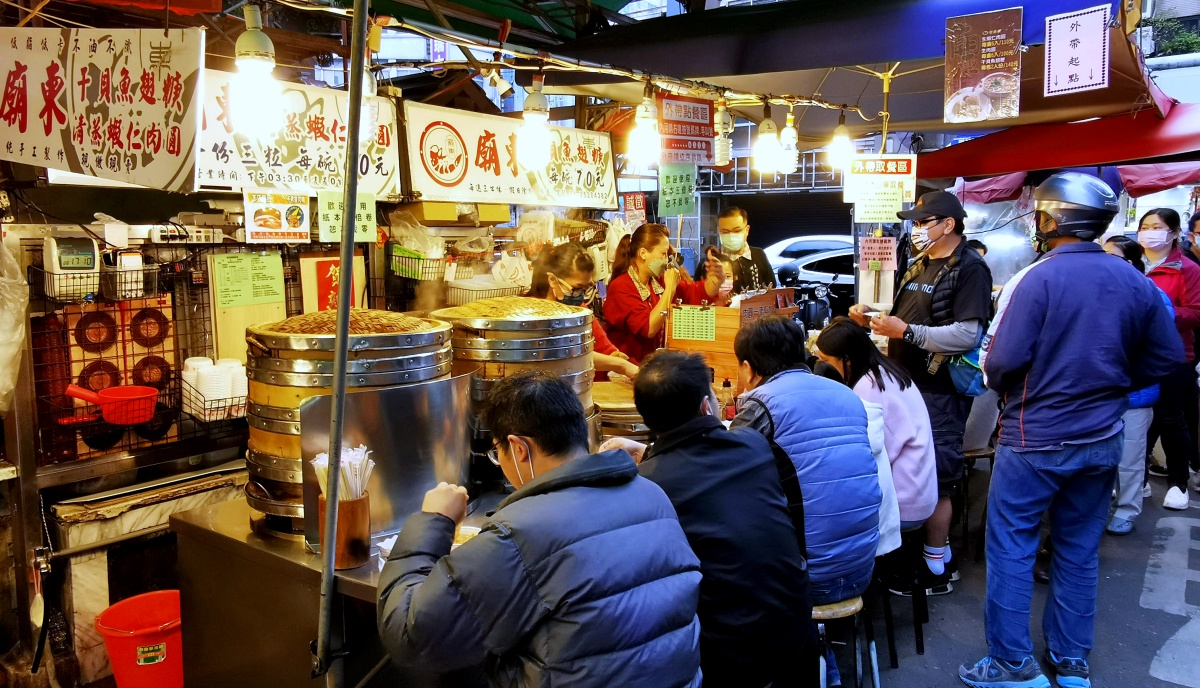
[94,590,183,688]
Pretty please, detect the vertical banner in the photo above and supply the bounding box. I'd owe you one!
[0,28,204,191]
[658,163,696,217]
[656,93,714,166]
[944,8,1023,123]
[1045,5,1111,97]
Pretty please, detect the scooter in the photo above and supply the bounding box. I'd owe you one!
[794,282,833,331]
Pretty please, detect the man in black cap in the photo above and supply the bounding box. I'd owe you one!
[850,190,993,595]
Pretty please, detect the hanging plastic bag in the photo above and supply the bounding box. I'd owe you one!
[0,240,29,416]
[606,217,631,263]
[388,211,443,259]
[493,251,532,292]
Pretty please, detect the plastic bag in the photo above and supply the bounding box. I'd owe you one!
[388,211,443,259]
[493,252,532,292]
[606,217,631,262]
[0,240,28,416]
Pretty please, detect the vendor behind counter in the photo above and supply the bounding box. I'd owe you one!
[604,223,725,363]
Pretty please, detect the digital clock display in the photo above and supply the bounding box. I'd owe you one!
[55,239,97,270]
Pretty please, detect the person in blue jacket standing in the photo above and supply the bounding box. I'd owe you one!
[959,173,1183,688]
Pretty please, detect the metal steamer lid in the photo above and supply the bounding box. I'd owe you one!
[246,318,452,352]
[245,360,453,387]
[247,344,452,374]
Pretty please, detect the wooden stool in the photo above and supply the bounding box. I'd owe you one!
[814,595,880,688]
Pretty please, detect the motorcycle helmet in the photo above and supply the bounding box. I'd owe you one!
[777,263,800,287]
[1032,172,1119,244]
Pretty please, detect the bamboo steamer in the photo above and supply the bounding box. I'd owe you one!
[593,381,650,444]
[243,312,453,523]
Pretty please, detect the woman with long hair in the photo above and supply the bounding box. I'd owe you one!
[816,317,938,533]
[528,242,638,380]
[604,223,724,362]
[1140,208,1200,509]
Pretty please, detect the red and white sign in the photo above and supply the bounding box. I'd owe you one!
[403,101,617,209]
[859,236,899,271]
[622,192,647,227]
[0,28,204,191]
[656,93,715,166]
[843,154,918,204]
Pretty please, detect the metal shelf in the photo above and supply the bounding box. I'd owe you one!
[36,430,246,489]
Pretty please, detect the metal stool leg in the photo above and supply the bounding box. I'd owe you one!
[881,584,898,668]
[854,613,863,688]
[862,605,880,687]
[818,621,828,688]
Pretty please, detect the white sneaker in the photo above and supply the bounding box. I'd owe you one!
[1164,486,1190,511]
[1144,482,1153,499]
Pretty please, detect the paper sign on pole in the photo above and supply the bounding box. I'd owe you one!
[622,192,647,228]
[853,187,906,224]
[944,8,1023,123]
[656,93,714,166]
[199,70,401,197]
[0,28,204,191]
[859,236,899,271]
[843,154,917,205]
[243,188,311,243]
[658,164,696,217]
[1044,5,1111,97]
[316,190,376,243]
[403,101,617,209]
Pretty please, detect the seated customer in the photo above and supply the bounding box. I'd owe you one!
[377,372,702,688]
[603,350,817,688]
[732,315,881,688]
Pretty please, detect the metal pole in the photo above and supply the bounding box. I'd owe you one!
[313,0,370,678]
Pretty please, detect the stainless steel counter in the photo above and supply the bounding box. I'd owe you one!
[171,493,505,687]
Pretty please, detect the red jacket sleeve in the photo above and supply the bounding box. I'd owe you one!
[676,279,713,305]
[591,319,618,356]
[603,275,655,339]
[1177,258,1200,332]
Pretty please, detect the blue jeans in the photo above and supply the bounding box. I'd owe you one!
[985,434,1121,661]
[811,561,874,606]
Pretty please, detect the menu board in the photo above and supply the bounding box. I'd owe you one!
[243,188,311,243]
[0,28,204,191]
[671,306,716,341]
[944,8,1023,123]
[211,253,285,308]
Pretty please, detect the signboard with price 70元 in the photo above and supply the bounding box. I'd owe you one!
[0,28,204,192]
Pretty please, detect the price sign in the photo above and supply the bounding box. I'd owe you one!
[859,236,898,271]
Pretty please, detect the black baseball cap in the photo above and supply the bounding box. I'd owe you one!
[897,191,967,222]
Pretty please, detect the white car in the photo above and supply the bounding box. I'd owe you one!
[763,235,855,271]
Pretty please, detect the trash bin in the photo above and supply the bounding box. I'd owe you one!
[95,590,183,688]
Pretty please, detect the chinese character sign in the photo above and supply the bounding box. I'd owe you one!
[200,70,401,198]
[944,7,1022,123]
[658,163,696,217]
[403,101,617,209]
[622,191,647,228]
[244,188,311,243]
[1045,5,1110,97]
[316,189,376,243]
[656,93,715,166]
[0,28,203,191]
[858,236,898,271]
[843,155,917,204]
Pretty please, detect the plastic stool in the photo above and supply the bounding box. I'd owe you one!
[814,596,880,688]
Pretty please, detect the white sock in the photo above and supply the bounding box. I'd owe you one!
[924,545,946,575]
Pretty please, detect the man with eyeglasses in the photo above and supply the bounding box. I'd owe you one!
[701,207,776,294]
[850,190,992,596]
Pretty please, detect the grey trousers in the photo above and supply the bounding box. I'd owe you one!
[1113,406,1154,522]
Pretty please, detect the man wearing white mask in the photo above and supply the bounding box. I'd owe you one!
[850,190,992,594]
[713,207,777,293]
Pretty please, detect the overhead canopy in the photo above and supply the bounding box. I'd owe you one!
[539,0,1165,145]
[917,103,1200,179]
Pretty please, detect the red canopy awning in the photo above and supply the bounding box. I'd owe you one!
[918,101,1200,180]
[1117,162,1200,198]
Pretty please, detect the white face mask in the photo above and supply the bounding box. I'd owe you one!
[1139,229,1174,251]
[718,278,734,299]
[911,228,931,251]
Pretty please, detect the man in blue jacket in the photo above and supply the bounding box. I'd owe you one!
[959,173,1183,688]
[603,349,816,688]
[377,371,703,688]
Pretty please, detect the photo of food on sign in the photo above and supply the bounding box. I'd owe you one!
[254,207,282,230]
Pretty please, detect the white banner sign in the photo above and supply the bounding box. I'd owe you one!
[843,154,917,205]
[0,28,204,191]
[199,70,402,198]
[1044,5,1110,97]
[403,101,617,209]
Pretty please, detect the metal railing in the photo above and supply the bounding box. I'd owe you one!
[697,151,845,194]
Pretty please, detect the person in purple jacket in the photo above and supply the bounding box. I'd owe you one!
[959,173,1183,688]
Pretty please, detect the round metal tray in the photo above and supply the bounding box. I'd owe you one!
[247,345,451,374]
[452,333,590,350]
[246,449,303,483]
[452,341,593,363]
[248,413,301,435]
[246,318,452,352]
[246,360,452,388]
[245,482,304,518]
[470,369,594,401]
[429,309,591,332]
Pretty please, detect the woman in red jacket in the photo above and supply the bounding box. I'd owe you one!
[1141,207,1200,510]
[604,223,724,362]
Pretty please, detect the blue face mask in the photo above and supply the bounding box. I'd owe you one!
[558,294,587,307]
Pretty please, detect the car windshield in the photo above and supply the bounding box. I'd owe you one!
[780,240,851,259]
[804,254,855,276]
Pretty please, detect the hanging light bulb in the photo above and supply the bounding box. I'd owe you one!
[713,98,733,167]
[752,103,781,174]
[517,72,552,170]
[627,82,660,168]
[360,65,379,147]
[827,110,855,171]
[779,105,799,175]
[232,4,283,141]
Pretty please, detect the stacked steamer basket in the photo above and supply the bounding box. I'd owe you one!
[430,297,596,461]
[243,309,452,535]
[592,381,650,447]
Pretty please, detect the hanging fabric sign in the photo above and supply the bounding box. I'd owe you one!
[1045,5,1111,97]
[0,28,204,191]
[658,163,696,217]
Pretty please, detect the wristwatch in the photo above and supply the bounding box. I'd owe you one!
[903,325,917,343]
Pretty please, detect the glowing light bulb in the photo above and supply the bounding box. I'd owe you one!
[779,110,799,175]
[827,111,855,171]
[753,116,781,174]
[627,97,660,168]
[517,74,553,170]
[230,58,284,142]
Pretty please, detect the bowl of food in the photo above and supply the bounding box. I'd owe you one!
[944,87,992,124]
[254,207,282,229]
[453,526,481,549]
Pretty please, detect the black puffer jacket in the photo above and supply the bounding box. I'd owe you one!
[377,450,703,688]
